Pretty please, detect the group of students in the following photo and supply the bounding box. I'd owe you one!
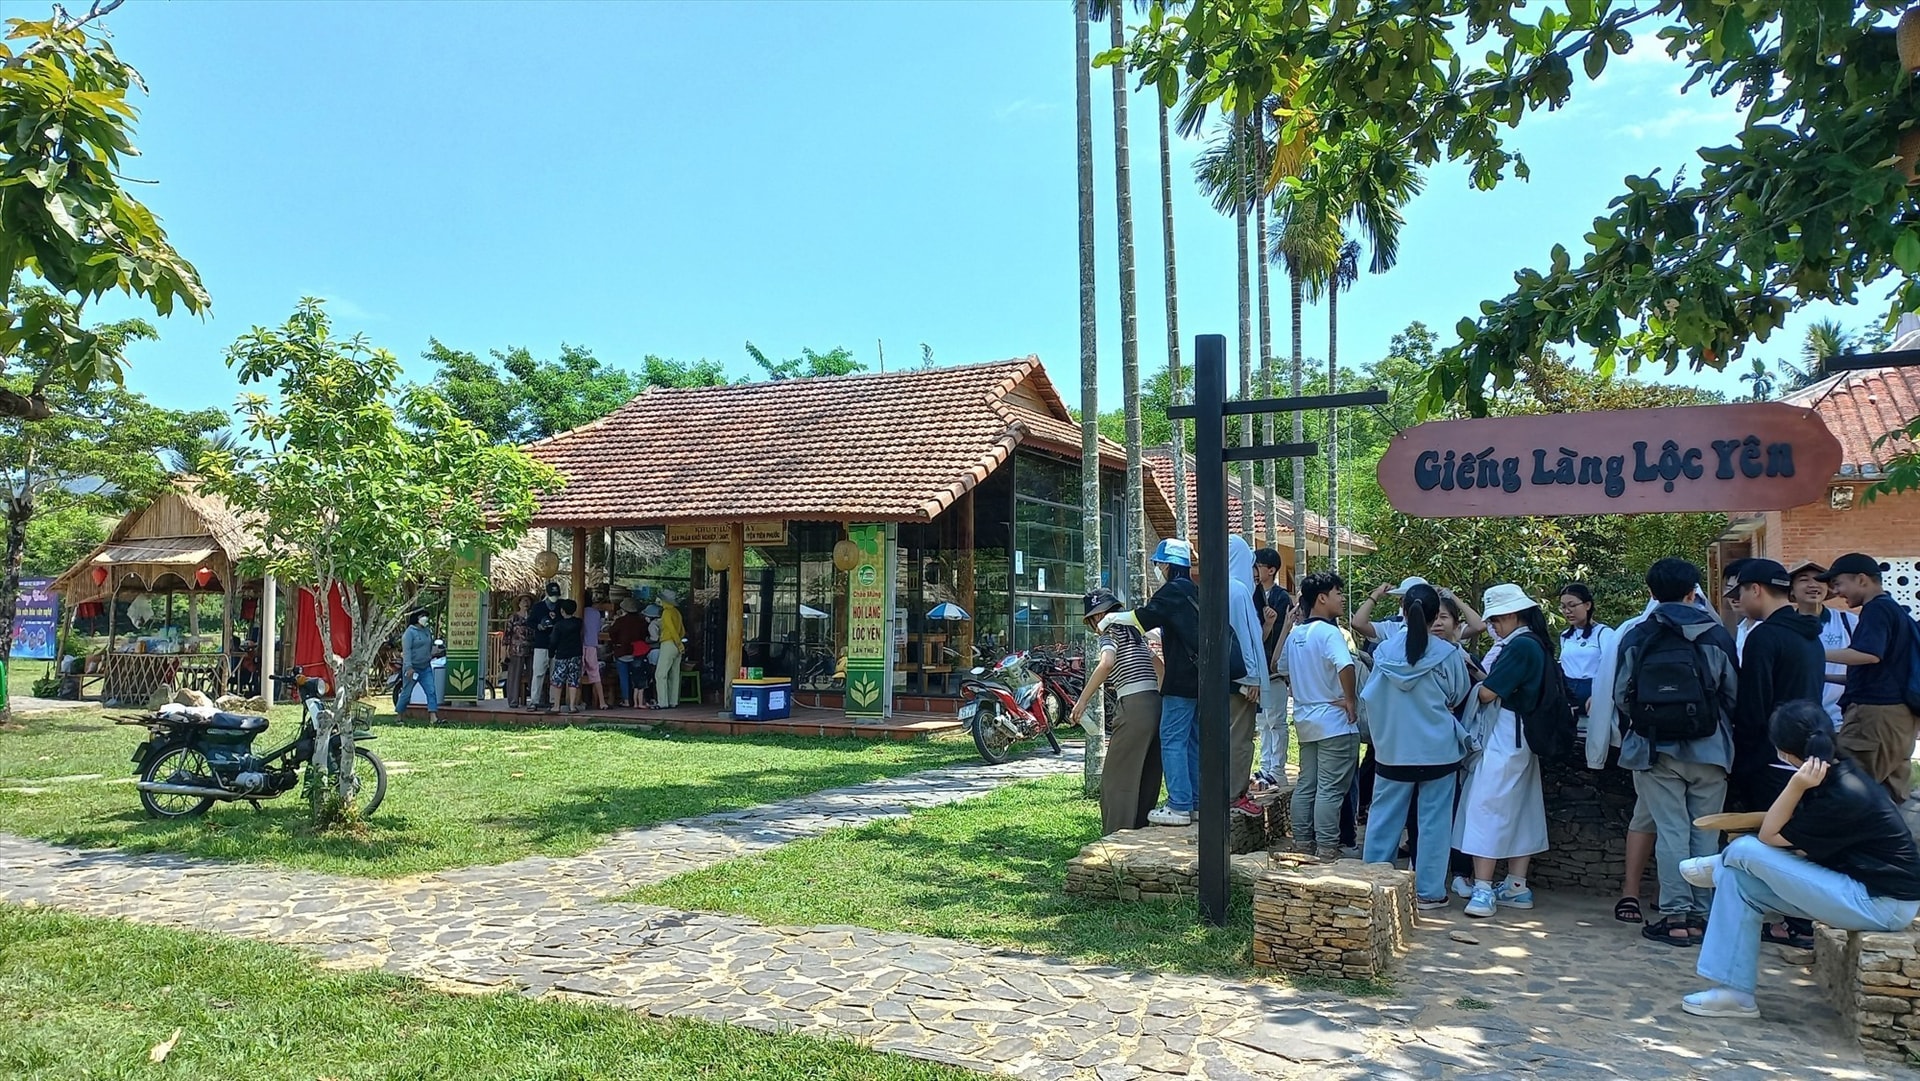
[1070,539,1920,1023]
[501,582,688,713]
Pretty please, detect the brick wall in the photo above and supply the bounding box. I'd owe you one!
[1754,486,1920,565]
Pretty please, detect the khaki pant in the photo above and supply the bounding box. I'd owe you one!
[1230,693,1257,803]
[1101,691,1162,834]
[655,640,683,708]
[1840,702,1918,804]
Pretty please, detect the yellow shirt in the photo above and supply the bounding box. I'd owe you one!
[659,601,686,643]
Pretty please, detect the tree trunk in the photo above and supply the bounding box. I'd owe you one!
[1160,103,1187,541]
[1235,120,1254,544]
[1110,11,1144,605]
[1290,271,1307,581]
[1074,0,1105,796]
[0,493,31,726]
[1256,193,1274,548]
[1327,283,1340,576]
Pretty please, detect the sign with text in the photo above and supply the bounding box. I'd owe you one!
[444,549,483,703]
[10,578,57,659]
[844,525,888,717]
[665,521,788,547]
[1377,404,1842,518]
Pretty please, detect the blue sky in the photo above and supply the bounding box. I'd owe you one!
[81,1,1891,419]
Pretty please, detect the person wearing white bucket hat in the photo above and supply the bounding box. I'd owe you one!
[1452,583,1554,919]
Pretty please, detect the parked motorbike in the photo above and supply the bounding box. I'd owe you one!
[122,669,386,819]
[959,652,1066,764]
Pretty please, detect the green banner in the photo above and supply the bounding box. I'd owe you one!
[444,547,482,704]
[844,525,887,717]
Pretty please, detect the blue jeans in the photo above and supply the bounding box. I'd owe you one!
[616,657,636,704]
[1292,734,1360,851]
[396,665,439,714]
[1365,772,1458,902]
[1697,836,1920,994]
[1159,696,1199,812]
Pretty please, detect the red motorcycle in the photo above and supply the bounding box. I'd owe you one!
[959,649,1086,764]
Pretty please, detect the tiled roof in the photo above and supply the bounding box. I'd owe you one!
[1143,446,1374,553]
[524,358,1176,533]
[1778,365,1920,480]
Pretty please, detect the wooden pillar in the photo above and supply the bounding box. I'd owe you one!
[570,528,587,603]
[955,490,975,671]
[259,577,277,695]
[725,522,745,702]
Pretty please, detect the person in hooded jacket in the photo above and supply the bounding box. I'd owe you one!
[1361,584,1471,909]
[1228,537,1278,816]
[395,610,441,724]
[1611,558,1739,947]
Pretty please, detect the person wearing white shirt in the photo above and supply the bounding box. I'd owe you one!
[1588,594,1660,926]
[1789,560,1857,727]
[1280,572,1359,858]
[1556,583,1617,721]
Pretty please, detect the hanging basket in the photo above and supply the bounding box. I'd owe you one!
[705,540,733,569]
[832,539,861,572]
[533,550,560,579]
[1900,7,1920,74]
[1897,128,1920,185]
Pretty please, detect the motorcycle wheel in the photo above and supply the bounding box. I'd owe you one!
[341,746,388,818]
[970,702,1016,765]
[139,746,217,819]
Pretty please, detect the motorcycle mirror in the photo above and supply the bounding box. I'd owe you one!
[970,666,985,675]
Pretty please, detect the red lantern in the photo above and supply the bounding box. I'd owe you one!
[194,566,214,588]
[90,565,108,587]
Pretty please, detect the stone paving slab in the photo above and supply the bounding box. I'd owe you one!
[0,746,1913,1079]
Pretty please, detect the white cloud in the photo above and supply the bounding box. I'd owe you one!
[1612,103,1732,140]
[309,292,379,321]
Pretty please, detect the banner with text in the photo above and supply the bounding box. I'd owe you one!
[9,578,57,660]
[444,549,483,703]
[844,525,888,717]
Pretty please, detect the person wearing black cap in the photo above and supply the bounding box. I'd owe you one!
[1820,553,1919,803]
[1719,558,1758,659]
[1071,589,1164,834]
[1787,560,1856,727]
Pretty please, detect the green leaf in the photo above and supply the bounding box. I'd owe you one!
[1894,230,1920,274]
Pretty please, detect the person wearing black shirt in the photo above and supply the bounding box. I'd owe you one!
[546,599,585,715]
[1727,560,1826,810]
[527,581,562,711]
[1682,701,1920,1020]
[1099,539,1207,827]
[1820,553,1919,803]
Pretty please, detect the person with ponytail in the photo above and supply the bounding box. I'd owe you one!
[1681,700,1920,1019]
[1360,584,1472,908]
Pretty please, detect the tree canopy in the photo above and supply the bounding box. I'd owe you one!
[744,342,865,380]
[424,341,727,444]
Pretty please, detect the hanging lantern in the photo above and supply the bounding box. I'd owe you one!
[194,566,214,588]
[90,565,108,587]
[1901,7,1920,74]
[533,550,560,579]
[706,540,733,568]
[832,539,861,572]
[1898,128,1920,185]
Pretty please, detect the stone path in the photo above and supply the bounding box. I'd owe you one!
[0,750,1911,1080]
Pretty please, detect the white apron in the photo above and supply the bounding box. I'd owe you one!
[1451,635,1549,860]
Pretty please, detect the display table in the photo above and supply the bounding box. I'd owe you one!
[731,676,793,720]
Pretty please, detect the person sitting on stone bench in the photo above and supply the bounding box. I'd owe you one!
[1681,700,1920,1019]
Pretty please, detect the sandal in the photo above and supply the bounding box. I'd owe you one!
[1641,916,1695,947]
[1761,922,1815,950]
[1613,896,1643,924]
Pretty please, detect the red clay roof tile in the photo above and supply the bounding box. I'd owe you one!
[1779,366,1920,479]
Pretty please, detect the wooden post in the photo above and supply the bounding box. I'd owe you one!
[955,490,975,671]
[570,528,587,603]
[725,522,745,701]
[259,577,277,696]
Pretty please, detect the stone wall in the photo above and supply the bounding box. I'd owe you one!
[1529,750,1654,894]
[1816,926,1920,1062]
[1251,856,1413,982]
[1063,827,1269,903]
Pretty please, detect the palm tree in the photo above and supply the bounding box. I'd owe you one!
[1268,187,1337,578]
[1159,94,1187,540]
[165,429,238,476]
[1324,239,1359,573]
[1193,116,1263,543]
[1073,0,1104,794]
[1256,173,1275,548]
[1738,357,1778,401]
[1093,1,1145,601]
[1800,318,1855,380]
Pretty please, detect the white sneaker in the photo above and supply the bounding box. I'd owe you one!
[1681,987,1758,1019]
[1452,875,1475,900]
[1680,855,1722,889]
[1147,805,1193,827]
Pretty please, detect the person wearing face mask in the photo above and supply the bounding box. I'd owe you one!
[528,581,562,711]
[396,610,441,724]
[1788,560,1856,727]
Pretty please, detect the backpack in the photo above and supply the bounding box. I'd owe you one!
[1516,639,1577,759]
[1625,613,1719,743]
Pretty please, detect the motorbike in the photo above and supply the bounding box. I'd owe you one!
[959,651,1070,764]
[122,669,386,820]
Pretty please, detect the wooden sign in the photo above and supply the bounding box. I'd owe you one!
[1377,404,1842,518]
[665,521,788,547]
[844,525,887,717]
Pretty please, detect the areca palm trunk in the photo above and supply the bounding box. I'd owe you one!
[1073,0,1104,796]
[1109,11,1144,602]
[1289,271,1306,581]
[1161,104,1186,542]
[1235,121,1254,544]
[1256,195,1274,548]
[1327,283,1339,576]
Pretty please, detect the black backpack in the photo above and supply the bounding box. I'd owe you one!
[1625,613,1719,743]
[1517,640,1578,759]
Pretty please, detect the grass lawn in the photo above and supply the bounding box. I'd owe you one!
[0,906,970,1081]
[631,774,1269,981]
[0,705,975,878]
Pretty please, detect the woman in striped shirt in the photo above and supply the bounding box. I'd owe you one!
[1074,588,1165,834]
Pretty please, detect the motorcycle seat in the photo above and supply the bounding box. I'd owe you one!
[207,711,269,733]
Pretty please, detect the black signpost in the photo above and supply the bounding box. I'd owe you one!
[1167,334,1388,926]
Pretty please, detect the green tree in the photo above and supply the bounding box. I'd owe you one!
[502,344,645,440]
[0,289,224,720]
[743,342,865,381]
[426,343,725,444]
[22,501,107,577]
[203,299,558,824]
[0,5,209,422]
[1737,357,1778,402]
[424,339,521,444]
